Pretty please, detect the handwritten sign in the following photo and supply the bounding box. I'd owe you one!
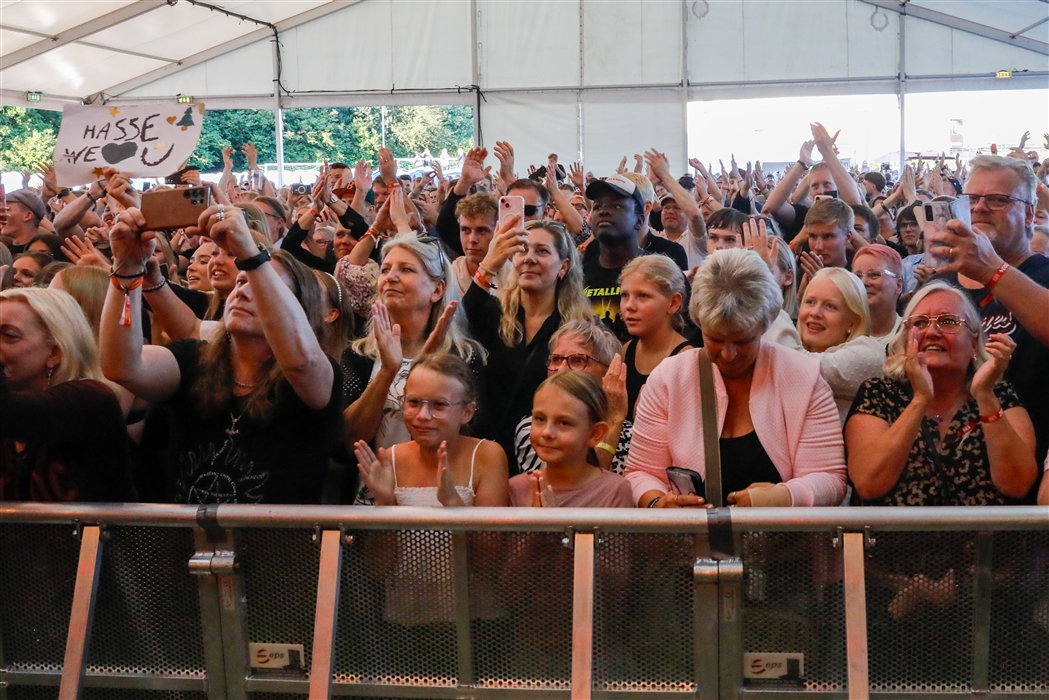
[53,103,206,186]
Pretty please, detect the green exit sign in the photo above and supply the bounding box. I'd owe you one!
[25,92,41,102]
[177,95,193,104]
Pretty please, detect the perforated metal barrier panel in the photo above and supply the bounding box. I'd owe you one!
[1,506,1047,699]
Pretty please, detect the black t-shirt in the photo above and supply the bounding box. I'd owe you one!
[582,237,688,342]
[937,253,1049,468]
[162,340,343,504]
[779,203,809,243]
[0,378,135,502]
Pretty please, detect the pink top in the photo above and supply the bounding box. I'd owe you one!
[508,470,634,508]
[624,343,847,506]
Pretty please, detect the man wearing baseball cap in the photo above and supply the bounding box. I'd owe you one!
[2,189,48,254]
[582,173,688,341]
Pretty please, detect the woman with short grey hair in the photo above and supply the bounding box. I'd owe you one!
[625,249,847,508]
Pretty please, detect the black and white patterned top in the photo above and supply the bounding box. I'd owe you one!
[514,415,633,476]
[847,377,1025,506]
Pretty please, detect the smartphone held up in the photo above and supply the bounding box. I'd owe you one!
[918,196,970,269]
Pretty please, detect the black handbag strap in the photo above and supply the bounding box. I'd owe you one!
[697,351,723,508]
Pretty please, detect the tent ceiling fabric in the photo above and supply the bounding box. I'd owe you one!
[1,0,1046,171]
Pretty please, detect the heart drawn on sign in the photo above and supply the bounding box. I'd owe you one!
[101,142,138,165]
[166,116,177,125]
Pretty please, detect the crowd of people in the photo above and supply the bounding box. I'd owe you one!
[1,126,1048,513]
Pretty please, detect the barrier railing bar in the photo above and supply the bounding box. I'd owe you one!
[213,529,250,700]
[3,504,1047,532]
[3,669,205,689]
[718,553,744,700]
[190,529,228,700]
[309,529,343,700]
[571,532,595,700]
[692,535,720,699]
[59,525,103,700]
[971,532,993,692]
[451,532,475,687]
[842,533,869,700]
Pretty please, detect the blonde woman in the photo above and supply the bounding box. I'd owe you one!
[0,287,135,501]
[797,267,887,423]
[463,215,594,473]
[342,232,483,456]
[618,254,692,420]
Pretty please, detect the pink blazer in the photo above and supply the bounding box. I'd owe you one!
[624,343,847,506]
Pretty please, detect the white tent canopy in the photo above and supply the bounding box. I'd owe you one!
[1,0,1046,174]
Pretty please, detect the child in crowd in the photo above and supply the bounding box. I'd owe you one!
[353,352,508,506]
[509,371,633,507]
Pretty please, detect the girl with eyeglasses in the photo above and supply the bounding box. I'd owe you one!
[846,282,1037,506]
[463,215,594,474]
[353,353,508,507]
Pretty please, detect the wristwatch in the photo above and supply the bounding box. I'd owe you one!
[234,249,271,271]
[329,193,339,204]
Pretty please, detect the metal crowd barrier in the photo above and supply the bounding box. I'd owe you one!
[0,504,1046,700]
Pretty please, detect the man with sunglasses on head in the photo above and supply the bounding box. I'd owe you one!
[934,155,1049,477]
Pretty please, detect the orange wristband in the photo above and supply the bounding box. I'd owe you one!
[110,275,143,327]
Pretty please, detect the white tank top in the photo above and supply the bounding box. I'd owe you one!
[392,440,482,506]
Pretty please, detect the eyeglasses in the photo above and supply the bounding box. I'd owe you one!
[905,314,971,334]
[854,269,898,282]
[398,396,469,415]
[523,204,539,217]
[965,193,1033,210]
[417,234,447,271]
[548,354,606,371]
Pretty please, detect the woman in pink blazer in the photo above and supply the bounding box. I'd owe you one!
[625,249,847,508]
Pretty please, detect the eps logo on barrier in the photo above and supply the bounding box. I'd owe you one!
[248,643,305,670]
[743,653,804,680]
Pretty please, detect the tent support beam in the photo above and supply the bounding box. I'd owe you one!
[0,0,169,70]
[272,39,285,189]
[0,23,176,62]
[100,0,363,99]
[857,0,1049,56]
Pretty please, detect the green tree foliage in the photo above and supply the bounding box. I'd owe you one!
[0,104,474,173]
[0,107,63,171]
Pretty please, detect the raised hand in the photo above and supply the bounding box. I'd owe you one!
[61,235,110,269]
[103,167,140,211]
[633,154,643,173]
[742,218,775,273]
[458,146,491,190]
[971,333,1015,400]
[372,301,404,371]
[432,161,445,183]
[20,169,31,188]
[353,441,396,505]
[811,122,840,160]
[798,250,824,279]
[377,146,397,183]
[389,183,412,234]
[602,353,628,427]
[221,146,234,169]
[481,212,528,271]
[688,157,706,175]
[108,208,157,274]
[799,139,816,168]
[1018,130,1030,149]
[242,142,259,171]
[568,161,584,189]
[354,159,374,194]
[197,204,257,261]
[37,162,58,197]
[494,140,516,189]
[420,300,459,357]
[904,327,934,403]
[644,149,672,184]
[616,156,628,175]
[436,441,466,507]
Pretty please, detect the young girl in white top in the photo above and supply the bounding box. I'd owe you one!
[354,352,509,507]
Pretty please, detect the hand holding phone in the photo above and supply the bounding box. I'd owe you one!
[918,197,970,269]
[666,467,705,498]
[499,195,525,228]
